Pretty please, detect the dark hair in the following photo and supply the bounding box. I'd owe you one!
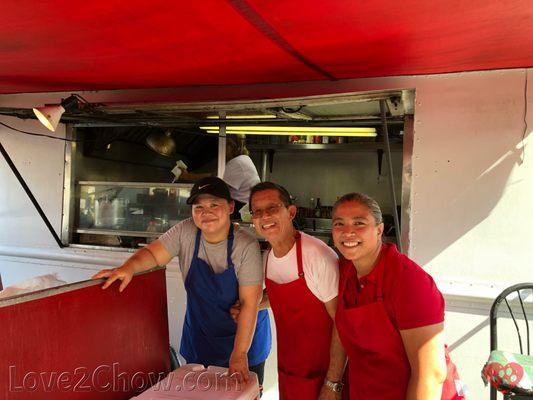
[226,134,249,158]
[333,192,383,225]
[249,182,293,208]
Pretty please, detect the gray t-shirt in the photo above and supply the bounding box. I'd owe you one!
[158,218,263,286]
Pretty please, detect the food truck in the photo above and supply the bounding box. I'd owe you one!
[1,2,532,399]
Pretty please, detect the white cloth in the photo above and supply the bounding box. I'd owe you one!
[0,274,67,299]
[223,155,260,203]
[265,232,339,303]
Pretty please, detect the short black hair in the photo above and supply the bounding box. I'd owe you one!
[249,182,293,208]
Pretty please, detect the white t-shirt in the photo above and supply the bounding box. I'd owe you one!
[223,155,260,203]
[265,232,339,303]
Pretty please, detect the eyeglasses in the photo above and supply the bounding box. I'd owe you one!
[251,203,285,219]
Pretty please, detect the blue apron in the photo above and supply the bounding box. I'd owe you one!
[180,224,271,367]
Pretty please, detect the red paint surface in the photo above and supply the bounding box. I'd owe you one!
[0,269,170,399]
[0,1,532,94]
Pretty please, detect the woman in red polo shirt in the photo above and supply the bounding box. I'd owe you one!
[331,192,464,400]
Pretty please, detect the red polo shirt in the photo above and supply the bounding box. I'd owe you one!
[339,242,445,330]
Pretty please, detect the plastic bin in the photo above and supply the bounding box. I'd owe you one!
[131,364,260,400]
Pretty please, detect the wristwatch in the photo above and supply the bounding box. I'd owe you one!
[324,379,344,393]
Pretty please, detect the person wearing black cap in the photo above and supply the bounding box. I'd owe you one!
[92,177,271,385]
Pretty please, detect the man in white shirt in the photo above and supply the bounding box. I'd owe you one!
[248,182,346,400]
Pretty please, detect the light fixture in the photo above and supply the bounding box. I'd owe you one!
[146,130,176,157]
[32,105,65,132]
[32,94,86,132]
[200,126,377,137]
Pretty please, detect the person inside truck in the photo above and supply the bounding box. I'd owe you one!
[92,177,271,386]
[222,134,261,220]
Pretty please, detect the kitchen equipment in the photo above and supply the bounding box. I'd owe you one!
[94,198,113,228]
[75,182,193,249]
[146,129,176,157]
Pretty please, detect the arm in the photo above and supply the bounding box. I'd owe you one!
[229,288,269,323]
[319,297,347,400]
[400,323,447,400]
[230,240,267,321]
[259,288,270,310]
[228,284,263,382]
[91,240,173,292]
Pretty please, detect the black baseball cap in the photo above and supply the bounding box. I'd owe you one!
[186,176,232,204]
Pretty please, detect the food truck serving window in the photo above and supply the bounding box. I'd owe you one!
[60,92,413,251]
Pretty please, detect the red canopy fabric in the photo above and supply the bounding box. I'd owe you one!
[1,0,532,94]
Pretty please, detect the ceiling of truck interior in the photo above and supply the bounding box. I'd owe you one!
[1,0,532,94]
[0,89,410,128]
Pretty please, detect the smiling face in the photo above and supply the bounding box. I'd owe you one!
[250,189,296,243]
[191,194,233,238]
[332,200,384,267]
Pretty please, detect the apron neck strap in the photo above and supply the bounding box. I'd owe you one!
[295,231,304,277]
[226,223,235,268]
[193,223,235,267]
[193,227,202,258]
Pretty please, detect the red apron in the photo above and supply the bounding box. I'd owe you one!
[336,254,464,400]
[265,232,333,400]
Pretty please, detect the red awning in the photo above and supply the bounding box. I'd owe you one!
[1,0,532,94]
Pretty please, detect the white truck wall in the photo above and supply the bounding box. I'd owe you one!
[0,117,65,248]
[1,68,532,399]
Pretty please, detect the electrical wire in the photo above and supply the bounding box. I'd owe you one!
[0,120,225,146]
[0,121,78,142]
[0,119,237,143]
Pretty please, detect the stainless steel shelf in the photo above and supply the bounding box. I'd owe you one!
[78,181,194,189]
[76,228,162,238]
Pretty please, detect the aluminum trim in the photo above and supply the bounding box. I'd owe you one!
[0,267,165,308]
[401,113,414,256]
[380,99,402,252]
[61,124,75,245]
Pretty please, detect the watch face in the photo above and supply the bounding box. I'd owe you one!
[326,381,343,392]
